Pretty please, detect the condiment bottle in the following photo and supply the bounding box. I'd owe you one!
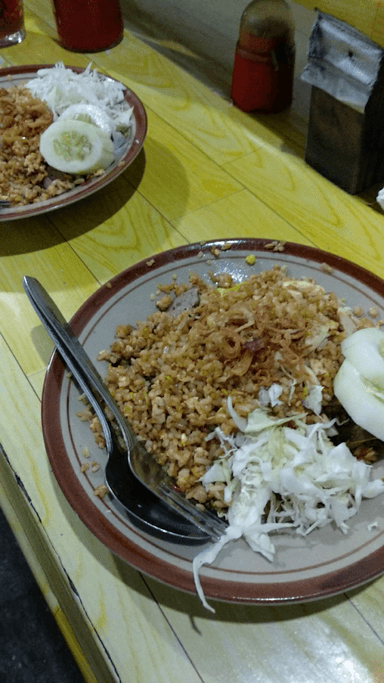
[230,0,295,113]
[52,0,124,53]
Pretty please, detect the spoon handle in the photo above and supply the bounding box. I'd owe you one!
[22,275,135,450]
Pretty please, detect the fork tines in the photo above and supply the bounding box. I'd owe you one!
[160,483,227,542]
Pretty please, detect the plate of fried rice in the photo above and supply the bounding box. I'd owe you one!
[41,238,384,607]
[0,64,147,221]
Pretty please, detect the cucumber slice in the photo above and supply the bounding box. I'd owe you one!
[58,104,113,136]
[39,119,114,174]
[334,359,384,441]
[341,328,384,389]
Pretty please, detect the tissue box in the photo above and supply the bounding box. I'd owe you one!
[301,12,384,194]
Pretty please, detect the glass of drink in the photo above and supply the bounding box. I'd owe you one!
[52,0,123,53]
[0,0,25,47]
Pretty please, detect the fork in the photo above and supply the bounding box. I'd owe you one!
[22,276,227,542]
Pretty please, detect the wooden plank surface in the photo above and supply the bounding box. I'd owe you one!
[295,0,381,45]
[2,3,384,682]
[0,336,205,683]
[223,146,384,277]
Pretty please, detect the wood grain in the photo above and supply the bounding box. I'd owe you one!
[0,217,99,376]
[295,0,379,45]
[171,188,315,246]
[223,144,384,278]
[2,4,384,681]
[124,107,242,220]
[0,336,207,683]
[144,575,384,683]
[46,178,188,283]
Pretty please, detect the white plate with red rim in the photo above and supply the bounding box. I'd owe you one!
[0,64,147,221]
[41,238,384,607]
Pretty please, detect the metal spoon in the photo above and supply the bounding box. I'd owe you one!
[23,276,226,543]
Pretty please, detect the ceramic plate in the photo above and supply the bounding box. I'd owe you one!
[41,239,384,607]
[0,64,147,221]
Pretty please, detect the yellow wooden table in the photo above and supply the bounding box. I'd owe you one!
[296,0,384,48]
[2,2,384,682]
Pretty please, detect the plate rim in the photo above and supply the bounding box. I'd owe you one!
[41,238,384,605]
[0,63,147,221]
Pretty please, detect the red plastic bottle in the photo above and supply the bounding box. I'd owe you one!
[231,0,295,113]
[53,0,124,53]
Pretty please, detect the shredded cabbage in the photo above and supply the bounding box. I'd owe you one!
[193,407,384,612]
[258,383,283,407]
[25,62,133,140]
[302,384,323,415]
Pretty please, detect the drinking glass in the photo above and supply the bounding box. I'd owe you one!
[52,0,123,53]
[0,0,25,47]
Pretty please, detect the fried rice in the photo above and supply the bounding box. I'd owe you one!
[0,85,83,205]
[90,265,377,511]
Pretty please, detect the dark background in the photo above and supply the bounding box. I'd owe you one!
[0,507,84,683]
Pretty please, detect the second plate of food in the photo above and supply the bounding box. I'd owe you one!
[41,238,384,608]
[0,64,147,221]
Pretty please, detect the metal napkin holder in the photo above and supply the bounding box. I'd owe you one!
[301,12,384,194]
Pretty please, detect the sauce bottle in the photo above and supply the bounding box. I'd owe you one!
[52,0,124,53]
[230,0,295,113]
